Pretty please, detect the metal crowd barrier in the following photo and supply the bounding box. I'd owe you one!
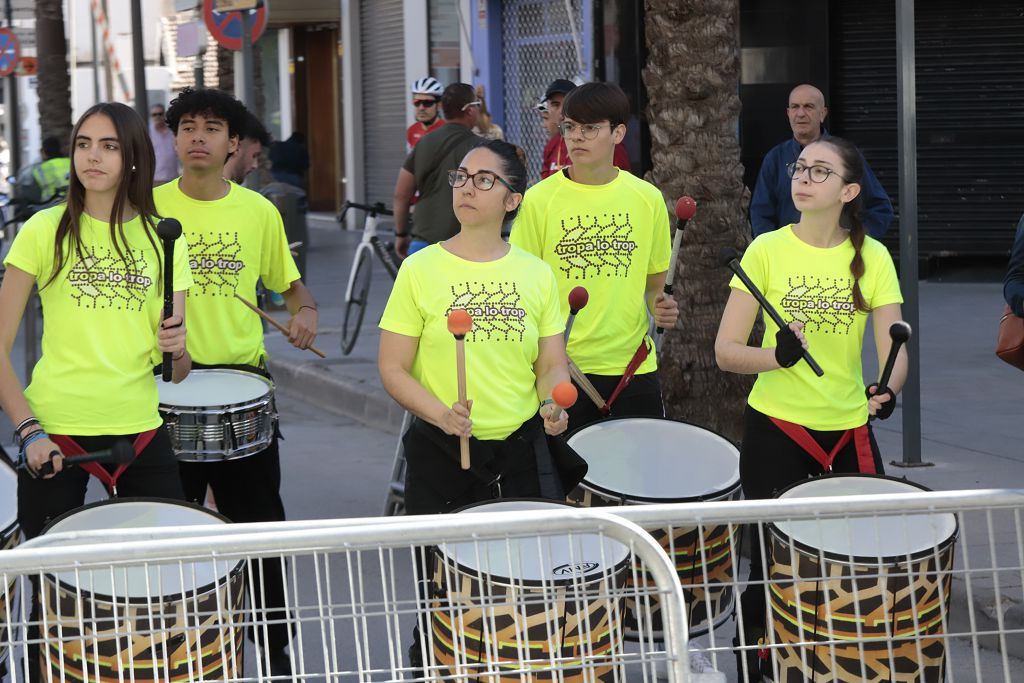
[0,507,691,682]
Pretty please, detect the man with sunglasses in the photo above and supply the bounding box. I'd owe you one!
[406,77,445,151]
[393,83,482,258]
[149,103,178,185]
[750,83,893,238]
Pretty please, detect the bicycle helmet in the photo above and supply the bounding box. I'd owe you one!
[410,77,444,97]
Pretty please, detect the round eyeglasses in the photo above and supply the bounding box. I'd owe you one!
[557,122,611,140]
[448,169,516,192]
[786,161,849,184]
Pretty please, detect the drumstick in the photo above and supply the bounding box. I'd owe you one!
[568,359,607,410]
[657,196,696,336]
[233,293,327,359]
[156,218,182,382]
[720,248,824,377]
[877,321,912,391]
[31,440,135,477]
[447,310,473,470]
[564,286,589,343]
[549,381,578,422]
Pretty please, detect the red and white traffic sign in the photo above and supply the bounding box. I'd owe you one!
[203,0,267,51]
[0,28,21,77]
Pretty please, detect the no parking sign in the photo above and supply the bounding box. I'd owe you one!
[203,0,268,52]
[0,28,20,77]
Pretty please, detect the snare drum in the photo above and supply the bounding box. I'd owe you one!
[567,417,741,638]
[158,368,276,461]
[429,500,630,682]
[768,475,958,683]
[30,499,246,682]
[0,458,20,666]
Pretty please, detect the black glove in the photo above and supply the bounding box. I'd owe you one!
[865,383,897,420]
[774,325,804,368]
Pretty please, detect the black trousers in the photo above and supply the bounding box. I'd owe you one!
[565,370,664,431]
[17,427,184,540]
[736,404,884,644]
[178,437,291,651]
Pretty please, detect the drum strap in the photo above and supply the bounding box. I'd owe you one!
[767,417,876,474]
[50,431,157,497]
[603,338,652,415]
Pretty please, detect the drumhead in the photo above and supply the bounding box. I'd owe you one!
[567,417,740,502]
[0,458,16,533]
[158,369,272,407]
[437,499,630,585]
[29,498,235,600]
[771,475,958,560]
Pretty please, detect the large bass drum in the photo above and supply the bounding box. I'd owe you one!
[567,417,741,638]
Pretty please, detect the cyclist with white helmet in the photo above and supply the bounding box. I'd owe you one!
[407,77,445,151]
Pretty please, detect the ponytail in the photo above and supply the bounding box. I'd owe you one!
[820,135,870,313]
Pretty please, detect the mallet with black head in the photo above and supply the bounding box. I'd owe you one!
[156,218,183,382]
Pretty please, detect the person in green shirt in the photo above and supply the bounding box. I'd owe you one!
[155,87,316,677]
[715,136,907,681]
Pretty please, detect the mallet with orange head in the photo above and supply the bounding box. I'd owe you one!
[447,309,473,469]
[548,381,578,423]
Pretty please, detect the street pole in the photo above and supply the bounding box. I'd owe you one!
[5,0,18,173]
[90,6,100,105]
[130,0,147,116]
[240,10,255,107]
[893,0,927,468]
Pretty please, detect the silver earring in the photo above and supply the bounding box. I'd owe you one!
[131,165,136,172]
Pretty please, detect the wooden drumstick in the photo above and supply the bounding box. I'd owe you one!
[568,359,607,411]
[233,293,327,359]
[447,310,473,470]
[549,381,578,422]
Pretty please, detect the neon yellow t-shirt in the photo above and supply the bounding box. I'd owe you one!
[379,244,564,440]
[730,226,903,430]
[3,205,193,435]
[154,180,300,366]
[510,169,671,375]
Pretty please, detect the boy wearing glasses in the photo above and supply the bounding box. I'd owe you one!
[406,77,445,150]
[393,83,482,258]
[511,81,678,428]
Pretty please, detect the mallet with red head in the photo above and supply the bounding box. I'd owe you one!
[657,196,697,336]
[447,309,473,469]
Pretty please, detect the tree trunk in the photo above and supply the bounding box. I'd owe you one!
[643,0,756,443]
[35,0,73,147]
[216,45,234,93]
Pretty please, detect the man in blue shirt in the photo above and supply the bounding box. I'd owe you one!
[750,84,894,238]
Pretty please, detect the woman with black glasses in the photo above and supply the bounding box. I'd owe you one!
[714,136,907,680]
[377,139,581,515]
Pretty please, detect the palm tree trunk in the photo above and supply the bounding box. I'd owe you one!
[35,0,72,146]
[644,0,756,442]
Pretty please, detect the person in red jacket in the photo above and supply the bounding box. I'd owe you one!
[406,77,445,151]
[539,79,631,179]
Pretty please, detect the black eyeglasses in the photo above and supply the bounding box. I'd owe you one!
[448,169,515,192]
[412,99,437,108]
[786,161,849,184]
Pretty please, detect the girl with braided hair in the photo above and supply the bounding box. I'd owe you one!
[714,135,907,681]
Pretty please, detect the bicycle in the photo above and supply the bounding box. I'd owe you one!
[338,200,401,355]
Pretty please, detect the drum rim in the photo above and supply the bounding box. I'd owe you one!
[39,497,245,604]
[0,455,18,534]
[566,416,741,503]
[767,473,960,565]
[434,498,632,586]
[157,368,275,411]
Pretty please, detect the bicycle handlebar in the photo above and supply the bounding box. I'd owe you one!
[339,201,394,222]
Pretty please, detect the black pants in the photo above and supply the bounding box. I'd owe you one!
[736,405,884,647]
[565,370,664,431]
[178,437,291,651]
[17,427,184,540]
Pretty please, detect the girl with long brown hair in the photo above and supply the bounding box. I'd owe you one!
[0,102,192,539]
[715,135,908,680]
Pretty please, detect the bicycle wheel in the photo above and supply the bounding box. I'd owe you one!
[341,246,373,355]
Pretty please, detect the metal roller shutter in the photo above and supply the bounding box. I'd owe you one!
[360,0,406,205]
[830,0,1024,256]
